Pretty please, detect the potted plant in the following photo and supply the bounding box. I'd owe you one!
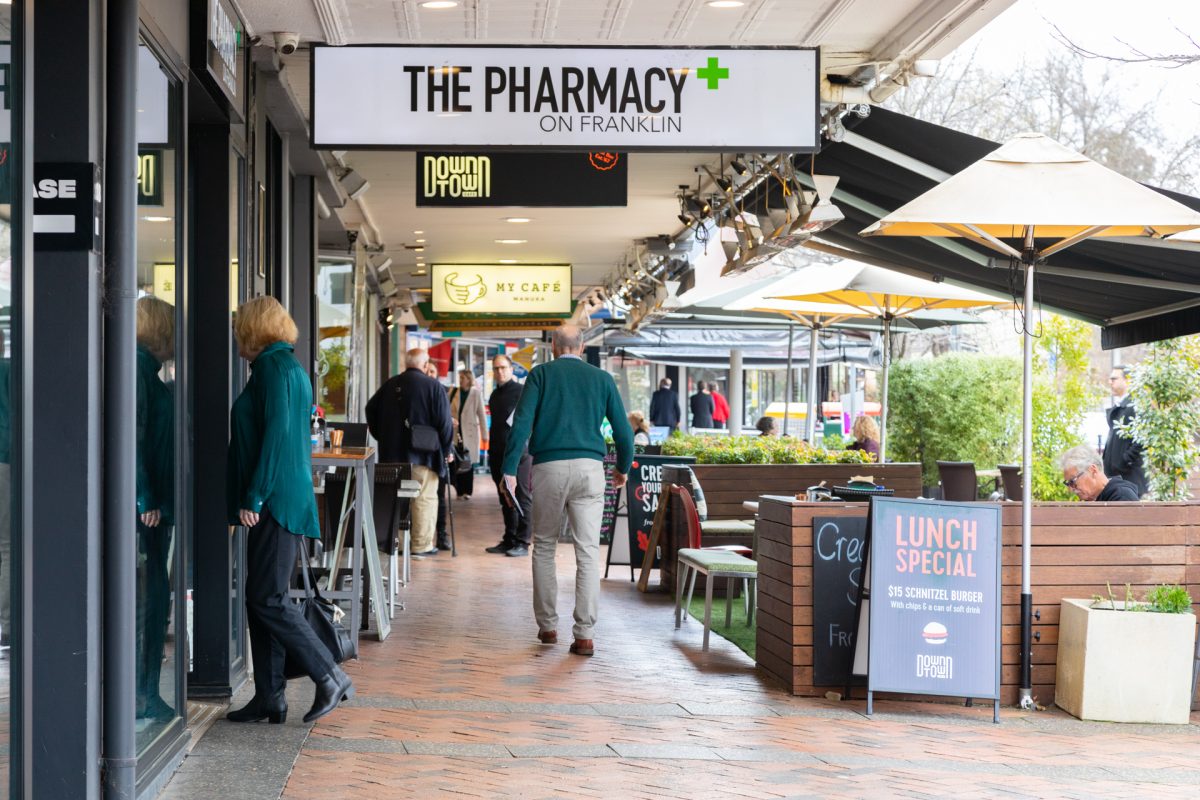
[1055,584,1196,724]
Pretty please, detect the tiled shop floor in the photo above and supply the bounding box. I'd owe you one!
[162,479,1200,799]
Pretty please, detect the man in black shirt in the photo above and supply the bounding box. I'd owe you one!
[1061,445,1140,501]
[1102,365,1147,495]
[485,354,533,555]
[649,378,680,429]
[689,385,714,429]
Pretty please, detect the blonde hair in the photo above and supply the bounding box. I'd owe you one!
[136,296,176,362]
[628,411,650,435]
[234,296,298,355]
[852,414,879,443]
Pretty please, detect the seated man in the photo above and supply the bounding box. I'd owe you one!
[1061,445,1140,501]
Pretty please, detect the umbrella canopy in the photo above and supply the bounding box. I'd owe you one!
[761,259,1006,452]
[860,131,1200,713]
[861,133,1200,241]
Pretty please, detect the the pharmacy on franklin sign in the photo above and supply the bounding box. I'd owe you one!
[311,46,818,151]
[431,264,572,315]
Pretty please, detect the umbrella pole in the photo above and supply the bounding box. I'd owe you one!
[880,316,891,461]
[1019,234,1036,711]
[805,326,819,443]
[783,324,794,436]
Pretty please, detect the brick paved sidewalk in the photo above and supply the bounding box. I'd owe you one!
[166,480,1200,800]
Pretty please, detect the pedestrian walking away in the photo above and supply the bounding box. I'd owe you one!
[502,325,634,656]
[366,348,455,557]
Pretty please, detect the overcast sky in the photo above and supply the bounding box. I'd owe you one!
[961,0,1200,139]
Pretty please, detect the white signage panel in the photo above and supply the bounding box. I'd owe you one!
[312,46,818,151]
[431,264,572,315]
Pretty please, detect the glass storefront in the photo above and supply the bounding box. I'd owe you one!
[135,38,185,758]
[316,256,354,419]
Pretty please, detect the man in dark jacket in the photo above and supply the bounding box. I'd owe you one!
[1102,365,1146,495]
[1063,445,1139,501]
[689,385,714,429]
[648,378,680,429]
[366,348,453,556]
[485,354,532,556]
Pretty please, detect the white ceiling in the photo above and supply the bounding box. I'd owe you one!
[239,0,1016,293]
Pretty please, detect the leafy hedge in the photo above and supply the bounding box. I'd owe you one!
[661,434,874,465]
[887,353,1021,486]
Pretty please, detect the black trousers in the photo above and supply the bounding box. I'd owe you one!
[246,513,335,698]
[490,453,532,546]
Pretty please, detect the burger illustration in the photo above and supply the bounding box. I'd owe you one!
[921,621,948,646]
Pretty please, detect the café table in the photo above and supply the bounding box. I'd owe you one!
[308,446,390,643]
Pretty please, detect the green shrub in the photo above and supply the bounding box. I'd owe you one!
[1145,584,1193,614]
[887,353,1021,485]
[1031,316,1100,501]
[660,434,873,465]
[1123,336,1200,501]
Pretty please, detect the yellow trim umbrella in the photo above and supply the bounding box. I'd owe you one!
[762,260,1005,452]
[859,131,1200,711]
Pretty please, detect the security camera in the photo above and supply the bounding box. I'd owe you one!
[275,32,300,56]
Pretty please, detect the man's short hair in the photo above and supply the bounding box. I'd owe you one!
[1061,445,1102,474]
[1112,364,1128,377]
[660,378,671,388]
[493,353,512,367]
[553,324,582,352]
[405,348,430,368]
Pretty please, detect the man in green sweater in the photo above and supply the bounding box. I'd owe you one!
[503,325,634,656]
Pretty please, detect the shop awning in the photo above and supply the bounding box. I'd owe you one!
[809,108,1200,349]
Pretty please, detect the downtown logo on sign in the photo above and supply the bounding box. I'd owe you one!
[312,46,818,151]
[430,263,572,315]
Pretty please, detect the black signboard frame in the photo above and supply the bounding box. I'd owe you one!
[416,151,627,207]
[625,454,694,579]
[849,497,1002,723]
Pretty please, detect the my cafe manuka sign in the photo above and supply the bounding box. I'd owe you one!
[311,46,818,151]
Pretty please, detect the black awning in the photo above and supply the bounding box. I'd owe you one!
[807,108,1200,348]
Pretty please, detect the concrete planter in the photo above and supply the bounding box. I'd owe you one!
[1055,598,1197,724]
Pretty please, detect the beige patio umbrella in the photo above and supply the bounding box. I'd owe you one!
[859,131,1200,711]
[762,260,1005,452]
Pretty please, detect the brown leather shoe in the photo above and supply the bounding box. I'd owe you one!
[569,638,594,656]
[537,630,557,644]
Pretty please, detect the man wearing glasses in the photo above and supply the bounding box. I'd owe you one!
[486,354,533,556]
[1061,445,1139,501]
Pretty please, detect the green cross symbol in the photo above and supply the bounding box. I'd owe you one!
[696,56,730,90]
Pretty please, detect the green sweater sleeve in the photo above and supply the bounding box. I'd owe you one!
[606,376,635,474]
[243,359,290,512]
[502,366,541,475]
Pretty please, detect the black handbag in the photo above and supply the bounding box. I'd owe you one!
[284,539,356,680]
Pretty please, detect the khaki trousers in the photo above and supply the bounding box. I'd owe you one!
[531,459,605,640]
[410,464,440,553]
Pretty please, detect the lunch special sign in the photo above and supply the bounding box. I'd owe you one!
[867,498,1001,704]
[311,45,818,151]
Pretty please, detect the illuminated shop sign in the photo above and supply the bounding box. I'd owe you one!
[431,264,572,315]
[417,151,626,207]
[137,149,163,206]
[312,46,818,151]
[206,0,244,117]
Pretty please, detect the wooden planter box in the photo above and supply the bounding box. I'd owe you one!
[1055,599,1197,724]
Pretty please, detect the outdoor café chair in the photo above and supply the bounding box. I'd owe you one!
[937,461,978,501]
[998,464,1022,501]
[672,487,758,651]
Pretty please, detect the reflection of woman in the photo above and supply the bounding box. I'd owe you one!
[847,415,881,461]
[227,297,353,725]
[449,370,487,498]
[136,297,176,723]
[628,411,651,446]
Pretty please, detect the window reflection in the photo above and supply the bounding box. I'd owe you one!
[135,41,180,753]
[0,2,16,790]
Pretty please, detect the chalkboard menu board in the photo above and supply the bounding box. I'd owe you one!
[867,498,1001,707]
[812,516,868,686]
[625,455,694,571]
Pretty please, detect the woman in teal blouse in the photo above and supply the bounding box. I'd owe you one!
[226,296,353,725]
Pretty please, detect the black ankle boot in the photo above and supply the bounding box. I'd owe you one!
[303,666,354,724]
[227,692,287,724]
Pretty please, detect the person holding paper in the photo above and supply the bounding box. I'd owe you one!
[486,354,532,556]
[503,326,634,657]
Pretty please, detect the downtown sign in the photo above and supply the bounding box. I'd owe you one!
[417,151,627,206]
[312,45,818,151]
